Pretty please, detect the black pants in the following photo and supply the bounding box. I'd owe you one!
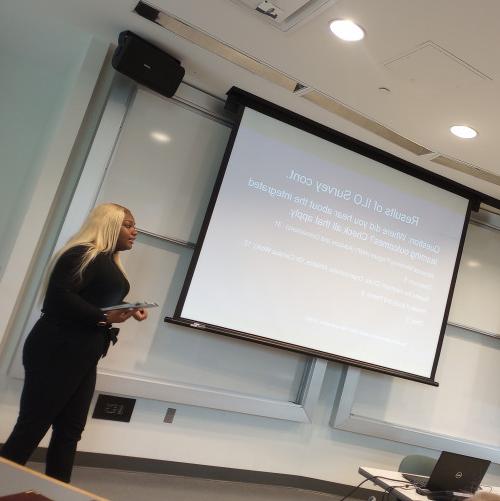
[1,316,105,483]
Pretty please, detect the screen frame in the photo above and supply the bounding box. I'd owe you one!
[167,87,476,385]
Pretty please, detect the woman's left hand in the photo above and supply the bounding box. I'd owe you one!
[133,308,148,321]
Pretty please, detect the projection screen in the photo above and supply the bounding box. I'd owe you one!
[170,100,471,384]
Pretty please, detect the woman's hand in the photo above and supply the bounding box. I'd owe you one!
[133,308,148,321]
[105,308,136,324]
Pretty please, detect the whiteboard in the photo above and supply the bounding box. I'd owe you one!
[449,212,500,337]
[96,88,231,243]
[353,326,499,444]
[333,324,500,462]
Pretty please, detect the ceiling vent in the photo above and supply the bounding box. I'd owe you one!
[383,41,492,87]
[302,90,432,156]
[231,0,339,31]
[431,155,500,186]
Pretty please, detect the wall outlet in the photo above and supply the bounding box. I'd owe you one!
[164,407,176,423]
[92,394,136,422]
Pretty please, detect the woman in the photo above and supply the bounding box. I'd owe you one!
[1,203,147,482]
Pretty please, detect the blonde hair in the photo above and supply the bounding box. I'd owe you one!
[49,203,128,284]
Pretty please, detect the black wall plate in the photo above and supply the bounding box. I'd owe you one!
[92,394,136,422]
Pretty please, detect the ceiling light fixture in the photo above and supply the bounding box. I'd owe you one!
[329,19,365,42]
[450,125,477,139]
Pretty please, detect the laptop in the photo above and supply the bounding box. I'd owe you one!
[402,451,490,495]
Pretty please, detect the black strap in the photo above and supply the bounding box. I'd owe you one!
[101,327,120,358]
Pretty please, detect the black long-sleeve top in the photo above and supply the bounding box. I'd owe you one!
[42,245,130,327]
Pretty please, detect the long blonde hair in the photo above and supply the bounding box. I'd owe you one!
[49,203,128,285]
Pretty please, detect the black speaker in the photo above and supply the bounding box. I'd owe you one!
[112,30,185,98]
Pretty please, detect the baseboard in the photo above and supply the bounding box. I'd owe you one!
[22,447,382,499]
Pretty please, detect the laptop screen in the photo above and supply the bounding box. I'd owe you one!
[426,452,490,493]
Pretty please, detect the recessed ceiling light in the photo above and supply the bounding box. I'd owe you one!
[329,19,365,42]
[466,260,481,268]
[450,125,477,139]
[151,131,171,143]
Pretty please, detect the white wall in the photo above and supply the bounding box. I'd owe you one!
[0,2,87,277]
[0,2,108,348]
[1,357,499,487]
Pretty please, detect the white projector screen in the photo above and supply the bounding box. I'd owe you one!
[172,105,471,383]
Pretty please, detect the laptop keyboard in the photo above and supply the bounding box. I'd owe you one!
[402,473,429,488]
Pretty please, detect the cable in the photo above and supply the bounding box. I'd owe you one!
[340,475,413,501]
[385,485,397,501]
[479,485,494,493]
[383,483,416,501]
[338,476,376,501]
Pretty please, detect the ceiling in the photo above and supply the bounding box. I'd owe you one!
[31,0,500,202]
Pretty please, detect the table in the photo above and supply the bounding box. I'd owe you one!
[359,467,500,501]
[0,457,109,501]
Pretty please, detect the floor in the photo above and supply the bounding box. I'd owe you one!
[28,462,347,501]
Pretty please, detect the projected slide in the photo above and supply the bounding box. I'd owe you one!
[179,107,469,379]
